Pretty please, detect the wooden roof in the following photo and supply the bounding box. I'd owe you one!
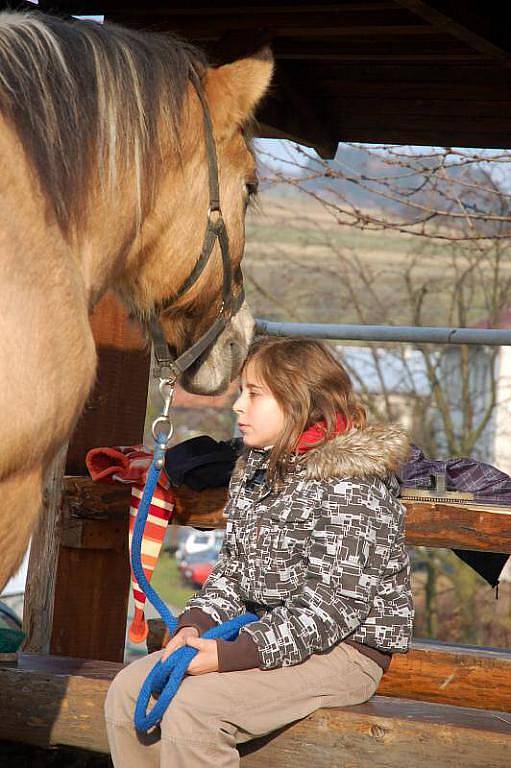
[8,1,511,157]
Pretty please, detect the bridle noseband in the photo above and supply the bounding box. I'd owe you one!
[148,70,245,383]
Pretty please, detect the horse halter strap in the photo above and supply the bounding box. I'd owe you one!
[148,71,244,382]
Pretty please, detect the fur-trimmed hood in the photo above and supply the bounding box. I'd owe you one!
[302,423,410,481]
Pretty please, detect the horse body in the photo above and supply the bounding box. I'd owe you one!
[0,11,272,590]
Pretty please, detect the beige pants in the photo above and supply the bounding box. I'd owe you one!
[105,642,383,768]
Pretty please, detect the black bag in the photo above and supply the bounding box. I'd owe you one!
[164,436,240,492]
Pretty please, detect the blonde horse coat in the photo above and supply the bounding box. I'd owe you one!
[0,12,272,590]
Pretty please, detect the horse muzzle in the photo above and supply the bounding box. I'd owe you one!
[180,301,255,395]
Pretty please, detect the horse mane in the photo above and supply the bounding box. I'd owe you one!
[0,11,207,235]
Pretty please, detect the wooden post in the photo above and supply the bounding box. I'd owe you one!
[22,445,68,654]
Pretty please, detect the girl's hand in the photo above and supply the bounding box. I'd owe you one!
[185,636,219,675]
[161,626,199,662]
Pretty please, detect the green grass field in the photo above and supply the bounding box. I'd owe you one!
[150,551,196,611]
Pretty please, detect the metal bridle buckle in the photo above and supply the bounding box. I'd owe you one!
[207,206,224,228]
[151,377,177,462]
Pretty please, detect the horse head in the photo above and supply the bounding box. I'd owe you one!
[118,48,273,395]
[0,12,273,398]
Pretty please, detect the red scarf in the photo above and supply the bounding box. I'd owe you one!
[296,412,350,454]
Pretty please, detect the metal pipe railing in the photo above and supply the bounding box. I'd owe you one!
[255,320,511,347]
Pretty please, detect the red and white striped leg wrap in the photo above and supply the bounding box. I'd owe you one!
[128,483,175,643]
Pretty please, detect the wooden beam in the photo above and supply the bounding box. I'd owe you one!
[1,653,510,764]
[240,696,511,768]
[379,639,511,711]
[394,0,511,60]
[272,47,484,63]
[63,477,511,553]
[261,61,338,159]
[73,3,404,19]
[113,22,440,39]
[322,80,511,101]
[322,61,510,84]
[404,500,511,552]
[108,11,435,37]
[330,97,511,118]
[153,22,339,161]
[107,4,400,16]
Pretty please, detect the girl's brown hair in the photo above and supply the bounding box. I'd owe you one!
[242,336,366,480]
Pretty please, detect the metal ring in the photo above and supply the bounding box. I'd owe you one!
[151,416,174,445]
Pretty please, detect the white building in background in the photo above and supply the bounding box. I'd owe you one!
[468,309,511,477]
[336,339,511,476]
[336,343,431,438]
[491,342,511,476]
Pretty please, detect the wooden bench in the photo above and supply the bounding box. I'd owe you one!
[9,478,510,764]
[0,653,510,766]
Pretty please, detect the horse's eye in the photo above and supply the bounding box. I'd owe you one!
[245,179,259,198]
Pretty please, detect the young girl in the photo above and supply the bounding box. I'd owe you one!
[105,336,414,767]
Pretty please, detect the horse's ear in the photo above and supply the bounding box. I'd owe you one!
[204,48,273,139]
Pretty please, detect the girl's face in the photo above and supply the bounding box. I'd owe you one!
[233,360,286,449]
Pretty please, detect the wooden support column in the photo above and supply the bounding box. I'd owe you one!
[23,292,151,663]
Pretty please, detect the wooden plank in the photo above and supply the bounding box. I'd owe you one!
[322,80,511,101]
[274,49,487,62]
[121,23,440,40]
[394,0,511,60]
[321,62,511,85]
[50,542,130,663]
[1,653,510,764]
[380,639,511,711]
[107,5,416,28]
[239,698,511,768]
[53,2,401,16]
[330,97,511,118]
[60,516,127,551]
[112,16,436,37]
[331,112,511,132]
[294,117,511,150]
[403,500,511,553]
[263,60,338,159]
[22,446,68,654]
[62,477,511,553]
[241,697,511,768]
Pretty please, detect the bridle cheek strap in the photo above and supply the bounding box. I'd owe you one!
[148,69,244,380]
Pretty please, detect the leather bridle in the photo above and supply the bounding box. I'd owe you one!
[148,70,245,381]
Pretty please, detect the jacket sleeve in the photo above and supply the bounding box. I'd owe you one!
[240,479,398,669]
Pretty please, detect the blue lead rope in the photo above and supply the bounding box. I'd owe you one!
[130,435,257,732]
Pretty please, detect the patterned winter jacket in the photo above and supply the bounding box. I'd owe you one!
[178,424,414,671]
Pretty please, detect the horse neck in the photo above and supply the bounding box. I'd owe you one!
[74,187,144,309]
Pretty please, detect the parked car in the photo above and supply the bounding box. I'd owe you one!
[179,545,221,588]
[176,528,224,562]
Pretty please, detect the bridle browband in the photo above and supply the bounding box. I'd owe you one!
[148,69,245,381]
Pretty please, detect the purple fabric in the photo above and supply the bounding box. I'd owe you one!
[401,444,511,506]
[400,445,510,588]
